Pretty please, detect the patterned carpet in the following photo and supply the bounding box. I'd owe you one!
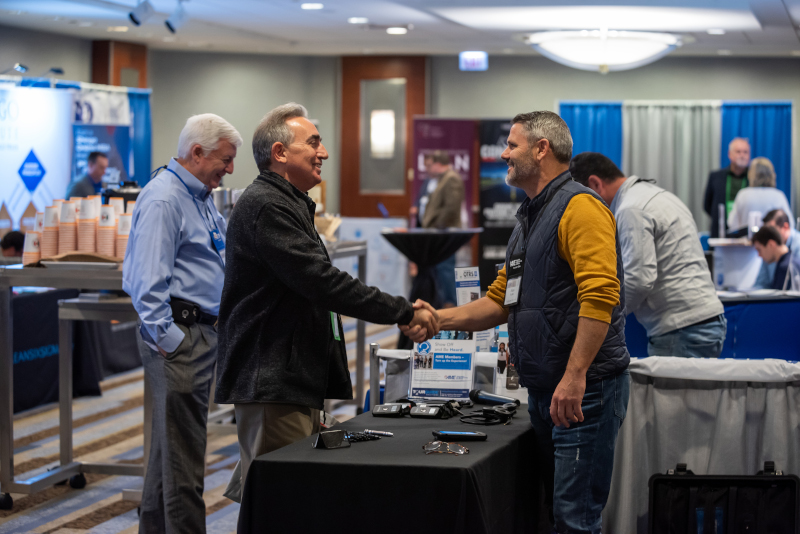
[0,320,398,534]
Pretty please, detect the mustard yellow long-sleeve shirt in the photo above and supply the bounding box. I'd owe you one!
[486,194,620,324]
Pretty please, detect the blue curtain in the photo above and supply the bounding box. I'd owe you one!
[127,89,152,186]
[721,102,793,201]
[559,101,623,168]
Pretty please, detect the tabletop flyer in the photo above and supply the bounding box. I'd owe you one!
[410,333,476,401]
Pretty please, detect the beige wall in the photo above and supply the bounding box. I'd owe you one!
[0,25,91,82]
[149,51,341,212]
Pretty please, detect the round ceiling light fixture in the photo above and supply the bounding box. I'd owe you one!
[526,29,681,74]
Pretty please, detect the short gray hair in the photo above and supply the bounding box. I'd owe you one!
[253,102,308,172]
[748,157,776,187]
[512,111,573,164]
[728,137,750,151]
[177,113,243,159]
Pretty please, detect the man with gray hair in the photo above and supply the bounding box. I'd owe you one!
[704,137,751,238]
[414,111,629,532]
[124,113,242,534]
[215,102,438,503]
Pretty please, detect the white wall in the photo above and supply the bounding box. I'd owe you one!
[0,25,91,82]
[149,51,341,212]
[430,55,800,215]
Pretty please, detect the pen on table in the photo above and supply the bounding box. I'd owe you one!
[364,429,393,437]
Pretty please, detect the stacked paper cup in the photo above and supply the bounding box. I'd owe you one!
[41,206,60,258]
[97,205,116,257]
[22,232,41,266]
[35,212,45,234]
[53,199,64,213]
[116,213,132,259]
[58,201,77,254]
[109,197,124,219]
[71,197,82,220]
[126,201,136,215]
[78,198,97,252]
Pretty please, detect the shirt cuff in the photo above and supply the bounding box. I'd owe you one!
[578,300,613,324]
[158,322,186,353]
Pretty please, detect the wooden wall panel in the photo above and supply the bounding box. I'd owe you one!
[91,40,148,88]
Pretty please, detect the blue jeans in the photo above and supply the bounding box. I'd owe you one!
[435,254,457,306]
[528,371,630,534]
[647,314,727,358]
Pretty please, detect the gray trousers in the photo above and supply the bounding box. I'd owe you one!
[224,403,320,503]
[137,323,217,534]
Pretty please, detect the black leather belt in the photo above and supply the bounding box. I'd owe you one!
[689,314,722,328]
[170,297,217,327]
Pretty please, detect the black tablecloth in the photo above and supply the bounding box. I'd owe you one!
[12,289,141,413]
[239,410,542,534]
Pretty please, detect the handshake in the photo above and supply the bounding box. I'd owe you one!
[399,299,441,343]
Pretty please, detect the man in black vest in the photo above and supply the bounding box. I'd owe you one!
[412,111,630,533]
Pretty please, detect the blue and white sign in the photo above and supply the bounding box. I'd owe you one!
[0,86,72,229]
[411,335,475,400]
[459,51,489,71]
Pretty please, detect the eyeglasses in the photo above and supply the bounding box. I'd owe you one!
[422,441,469,455]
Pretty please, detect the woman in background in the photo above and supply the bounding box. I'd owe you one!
[727,157,793,235]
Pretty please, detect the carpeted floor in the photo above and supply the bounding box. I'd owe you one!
[0,320,398,534]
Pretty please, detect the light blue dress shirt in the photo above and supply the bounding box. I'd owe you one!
[123,158,226,352]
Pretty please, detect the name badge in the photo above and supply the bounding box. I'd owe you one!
[504,252,524,307]
[210,228,226,264]
[330,312,341,341]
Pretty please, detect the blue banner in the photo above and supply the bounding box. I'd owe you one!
[559,101,623,168]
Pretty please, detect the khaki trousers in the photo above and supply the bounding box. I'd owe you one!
[224,403,320,502]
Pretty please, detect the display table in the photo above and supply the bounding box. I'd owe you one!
[604,356,800,533]
[624,291,800,360]
[238,410,540,534]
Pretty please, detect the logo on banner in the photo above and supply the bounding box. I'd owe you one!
[18,149,46,192]
[417,341,431,355]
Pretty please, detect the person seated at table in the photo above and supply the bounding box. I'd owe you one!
[727,157,793,236]
[752,225,799,290]
[1,231,24,258]
[754,209,800,289]
[570,152,726,358]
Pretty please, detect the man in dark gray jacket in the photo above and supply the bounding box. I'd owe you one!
[216,102,438,502]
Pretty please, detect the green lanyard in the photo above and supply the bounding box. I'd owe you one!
[725,173,747,216]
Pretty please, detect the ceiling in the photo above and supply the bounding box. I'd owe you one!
[1,0,799,57]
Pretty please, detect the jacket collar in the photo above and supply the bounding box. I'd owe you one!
[518,170,572,218]
[258,170,317,217]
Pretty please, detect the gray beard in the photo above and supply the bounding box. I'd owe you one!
[505,160,539,189]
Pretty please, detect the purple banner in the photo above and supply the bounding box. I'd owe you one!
[412,118,477,227]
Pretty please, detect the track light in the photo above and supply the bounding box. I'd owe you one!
[37,67,64,77]
[129,0,155,26]
[0,63,28,74]
[165,1,188,34]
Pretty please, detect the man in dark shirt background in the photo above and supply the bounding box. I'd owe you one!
[1,231,24,258]
[752,225,794,290]
[66,151,108,198]
[704,138,750,238]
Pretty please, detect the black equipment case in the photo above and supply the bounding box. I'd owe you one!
[649,462,799,533]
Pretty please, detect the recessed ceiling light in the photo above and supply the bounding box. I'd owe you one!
[707,28,726,35]
[348,17,368,24]
[717,49,732,55]
[386,27,408,35]
[301,3,324,9]
[107,26,129,32]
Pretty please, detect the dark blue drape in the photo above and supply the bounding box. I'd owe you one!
[127,89,152,186]
[721,102,793,201]
[559,101,623,168]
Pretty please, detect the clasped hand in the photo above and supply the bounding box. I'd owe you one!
[399,299,440,342]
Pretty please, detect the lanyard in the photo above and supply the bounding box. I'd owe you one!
[161,166,226,265]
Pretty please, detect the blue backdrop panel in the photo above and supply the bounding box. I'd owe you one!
[559,101,623,168]
[721,102,793,201]
[128,89,153,186]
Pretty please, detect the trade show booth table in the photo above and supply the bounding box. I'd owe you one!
[239,412,540,534]
[625,292,800,360]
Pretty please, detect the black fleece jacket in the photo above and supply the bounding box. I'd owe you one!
[215,170,414,408]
